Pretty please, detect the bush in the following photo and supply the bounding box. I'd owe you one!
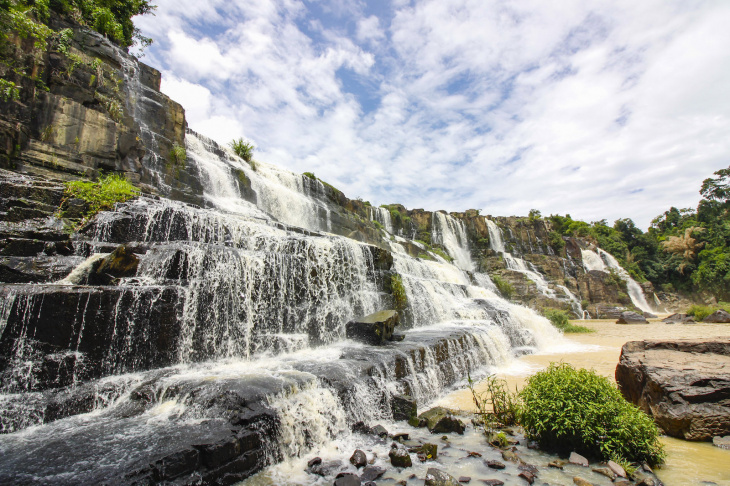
[491,275,514,300]
[430,247,453,263]
[686,304,715,321]
[230,138,254,163]
[520,363,665,465]
[544,309,593,333]
[63,172,139,221]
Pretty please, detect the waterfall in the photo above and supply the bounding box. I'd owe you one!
[0,128,572,483]
[485,219,583,316]
[368,207,393,234]
[431,212,474,271]
[581,248,653,313]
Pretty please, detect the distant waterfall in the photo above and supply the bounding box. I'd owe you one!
[431,212,474,271]
[581,248,653,313]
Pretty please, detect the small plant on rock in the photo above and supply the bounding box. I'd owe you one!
[230,138,255,163]
[491,274,514,300]
[63,172,139,223]
[544,308,592,333]
[389,273,408,312]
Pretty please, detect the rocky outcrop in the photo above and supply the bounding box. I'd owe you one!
[616,339,730,440]
[704,310,730,323]
[616,311,648,324]
[663,313,695,324]
[345,310,400,345]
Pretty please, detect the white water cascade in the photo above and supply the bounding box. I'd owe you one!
[431,212,474,271]
[0,130,573,485]
[581,248,654,313]
[485,219,583,317]
[368,207,394,234]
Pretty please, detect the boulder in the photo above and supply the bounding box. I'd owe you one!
[388,446,412,468]
[662,313,695,324]
[360,465,385,482]
[349,450,367,469]
[390,393,417,421]
[703,310,730,323]
[615,339,730,440]
[643,312,658,318]
[568,452,589,467]
[345,310,399,345]
[424,468,460,486]
[616,311,647,324]
[418,407,466,435]
[713,435,730,450]
[334,473,361,486]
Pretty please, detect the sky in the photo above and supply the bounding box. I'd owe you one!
[133,0,730,229]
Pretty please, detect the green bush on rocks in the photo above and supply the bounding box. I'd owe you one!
[63,172,139,222]
[520,363,665,466]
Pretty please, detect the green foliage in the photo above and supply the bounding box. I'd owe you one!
[520,363,665,465]
[430,247,453,263]
[468,373,521,437]
[543,309,593,333]
[417,252,434,261]
[492,274,514,300]
[547,230,565,252]
[528,208,542,222]
[230,138,254,163]
[303,171,316,180]
[167,142,186,175]
[63,172,139,221]
[686,304,715,321]
[389,273,408,312]
[0,78,19,100]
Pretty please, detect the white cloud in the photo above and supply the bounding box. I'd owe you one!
[135,0,730,229]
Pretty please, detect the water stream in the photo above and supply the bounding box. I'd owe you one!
[581,248,654,313]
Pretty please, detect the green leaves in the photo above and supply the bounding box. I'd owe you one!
[519,363,665,466]
[230,138,255,163]
[63,172,139,223]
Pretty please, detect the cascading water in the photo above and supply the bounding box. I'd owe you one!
[368,207,393,234]
[0,129,570,483]
[581,248,654,313]
[485,219,583,317]
[431,212,474,271]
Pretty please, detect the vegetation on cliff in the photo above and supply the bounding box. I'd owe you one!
[547,166,730,300]
[543,309,592,333]
[62,172,139,222]
[1,0,155,48]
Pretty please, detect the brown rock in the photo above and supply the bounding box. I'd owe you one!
[572,478,594,486]
[607,460,627,478]
[569,452,589,467]
[704,310,730,323]
[616,311,648,324]
[616,339,730,440]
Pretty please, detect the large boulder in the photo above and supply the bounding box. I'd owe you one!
[663,313,695,324]
[345,310,399,345]
[615,339,730,440]
[616,311,647,324]
[417,407,465,435]
[703,310,730,323]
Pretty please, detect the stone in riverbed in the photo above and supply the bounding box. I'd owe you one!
[370,424,389,438]
[360,465,386,481]
[569,452,589,467]
[713,435,730,449]
[643,311,658,318]
[85,244,139,285]
[485,460,505,469]
[418,407,466,435]
[615,339,730,440]
[616,311,648,324]
[334,473,361,486]
[518,471,535,484]
[703,310,730,323]
[391,393,417,422]
[479,481,504,486]
[591,467,616,480]
[345,310,399,345]
[572,478,593,486]
[458,477,471,483]
[350,450,367,469]
[388,446,412,468]
[662,313,695,324]
[424,468,460,486]
[607,460,627,478]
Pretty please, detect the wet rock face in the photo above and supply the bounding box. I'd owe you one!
[83,244,139,285]
[616,339,730,440]
[346,310,400,345]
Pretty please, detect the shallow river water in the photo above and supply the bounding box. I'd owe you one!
[441,319,730,486]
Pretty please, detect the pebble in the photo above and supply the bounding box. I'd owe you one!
[349,450,367,469]
[591,466,616,480]
[485,460,505,469]
[458,477,471,483]
[479,480,504,486]
[360,465,386,481]
[501,450,519,462]
[572,477,594,486]
[518,471,535,484]
[568,451,589,467]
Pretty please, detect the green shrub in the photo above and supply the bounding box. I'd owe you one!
[168,142,186,171]
[63,172,139,222]
[468,373,520,435]
[544,309,593,333]
[230,138,254,163]
[520,363,665,465]
[390,273,408,312]
[492,275,514,300]
[430,247,453,263]
[686,304,714,321]
[0,79,20,102]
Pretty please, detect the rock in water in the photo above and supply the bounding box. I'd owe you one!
[643,311,658,318]
[418,407,466,434]
[345,310,399,345]
[86,244,139,285]
[607,460,627,478]
[334,473,361,486]
[350,450,367,469]
[704,310,730,323]
[713,435,730,449]
[424,468,461,486]
[616,311,648,324]
[360,465,386,481]
[388,446,412,468]
[391,393,417,422]
[569,452,589,467]
[662,313,695,324]
[616,339,730,440]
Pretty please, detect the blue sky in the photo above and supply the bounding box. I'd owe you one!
[134,0,730,229]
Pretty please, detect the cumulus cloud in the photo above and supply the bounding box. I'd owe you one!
[135,0,730,228]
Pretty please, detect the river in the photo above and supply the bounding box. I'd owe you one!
[441,319,730,486]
